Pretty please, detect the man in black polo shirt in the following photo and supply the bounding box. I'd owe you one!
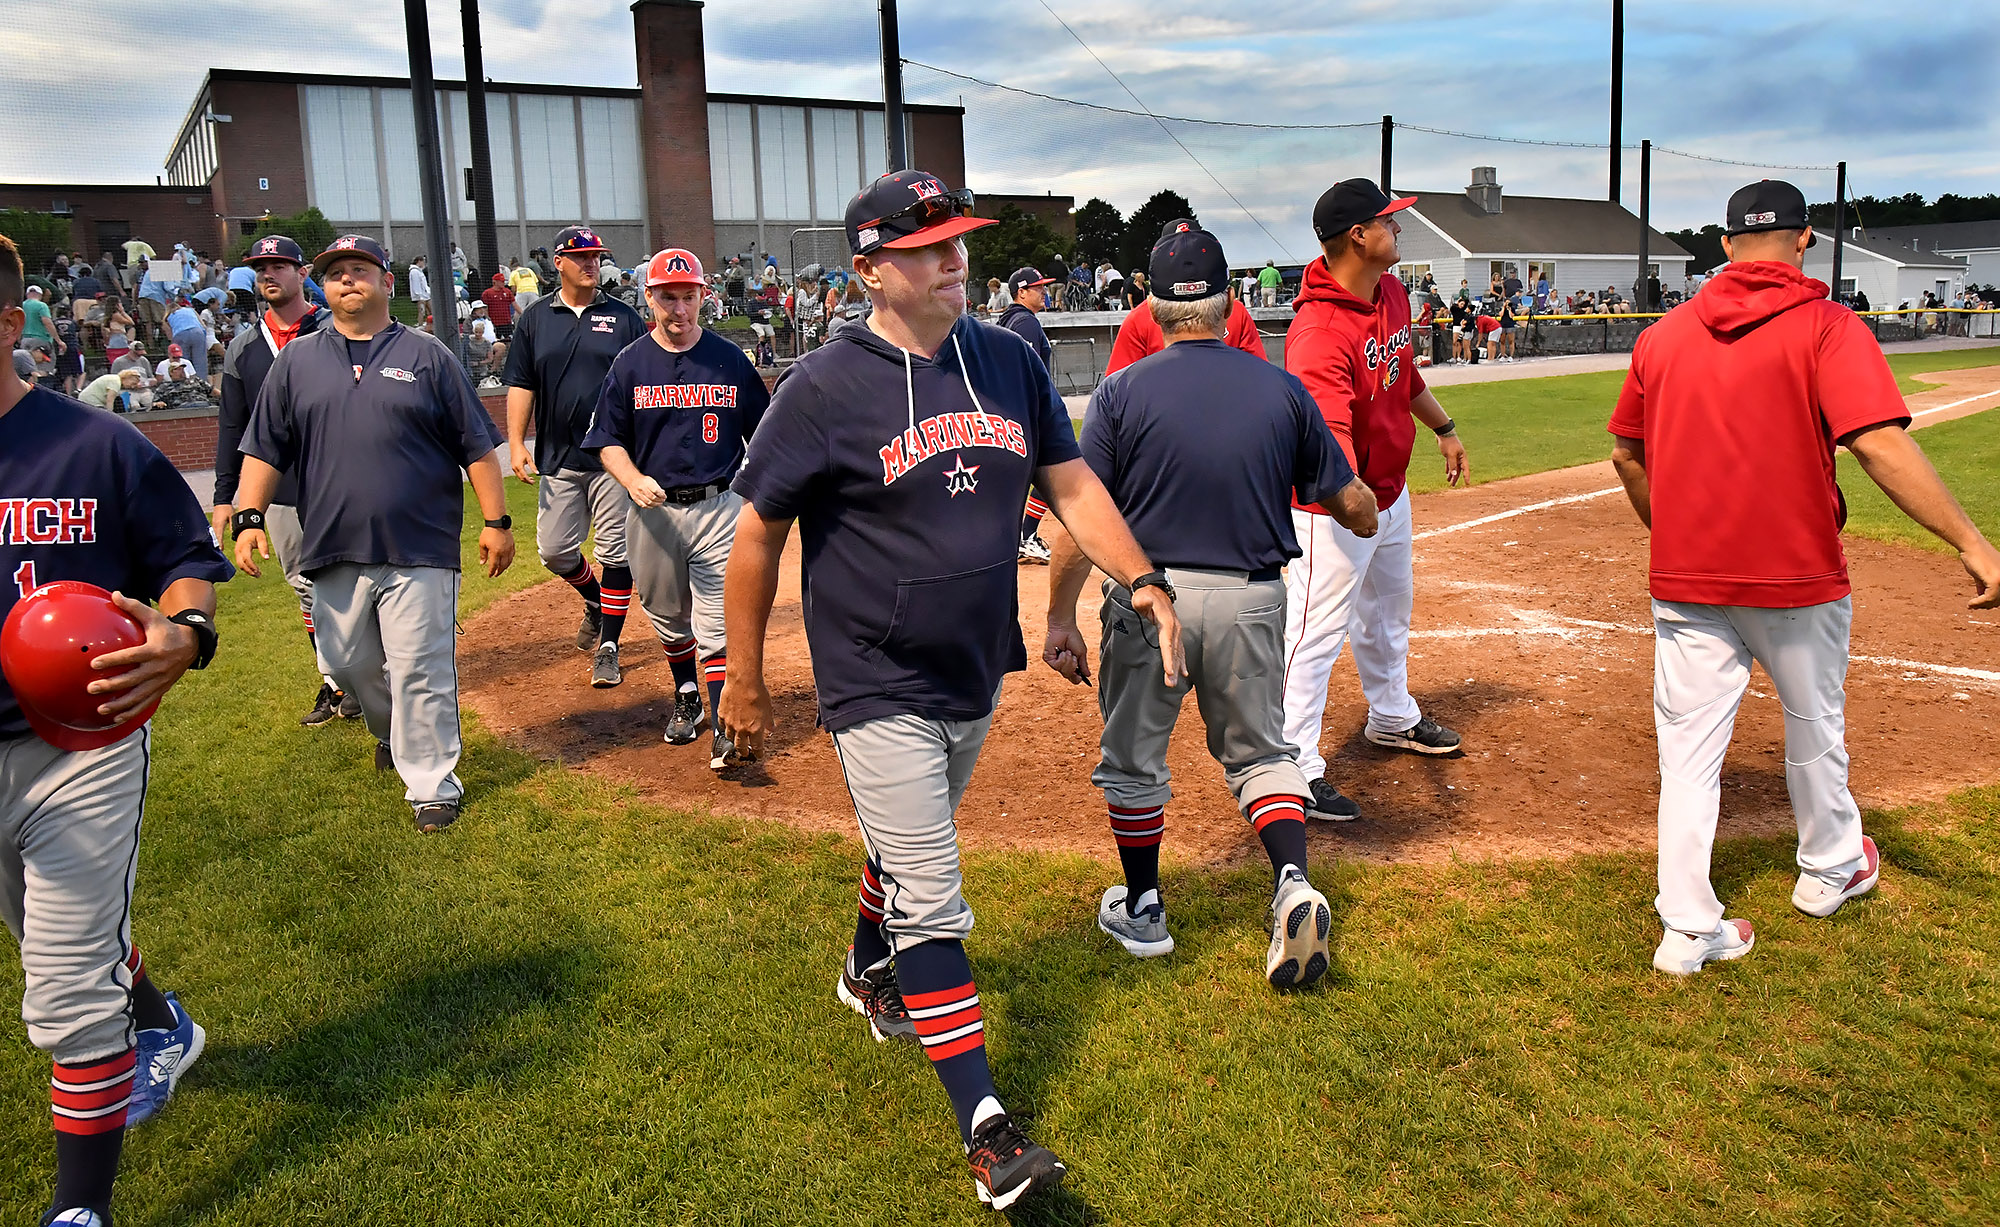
[995,266,1057,563]
[233,235,514,834]
[1045,227,1378,990]
[504,226,649,688]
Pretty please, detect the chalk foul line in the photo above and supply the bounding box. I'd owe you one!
[1412,487,1622,540]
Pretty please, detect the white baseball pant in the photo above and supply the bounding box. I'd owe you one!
[265,501,333,680]
[1280,488,1422,783]
[1652,597,1869,936]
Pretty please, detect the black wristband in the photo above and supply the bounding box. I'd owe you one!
[168,609,218,671]
[1432,417,1457,437]
[484,514,512,530]
[231,507,265,534]
[1130,570,1177,603]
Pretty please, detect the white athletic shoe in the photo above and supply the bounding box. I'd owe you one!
[1652,919,1755,975]
[1266,868,1331,990]
[1018,534,1052,565]
[1792,835,1880,918]
[1097,885,1175,958]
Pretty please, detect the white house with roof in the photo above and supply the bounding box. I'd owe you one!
[1861,220,2000,289]
[1389,167,1692,305]
[1802,232,1967,308]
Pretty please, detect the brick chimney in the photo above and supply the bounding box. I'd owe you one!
[633,0,716,262]
[1466,166,1502,215]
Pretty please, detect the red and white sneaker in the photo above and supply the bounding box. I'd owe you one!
[1792,835,1880,918]
[1653,919,1755,975]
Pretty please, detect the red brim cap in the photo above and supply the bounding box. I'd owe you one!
[1377,195,1419,218]
[877,215,997,250]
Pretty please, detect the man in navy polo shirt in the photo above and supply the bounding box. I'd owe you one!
[232,235,515,834]
[722,170,1181,1211]
[504,226,649,688]
[1045,226,1378,991]
[583,247,767,763]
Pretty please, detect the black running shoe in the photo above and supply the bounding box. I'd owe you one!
[413,801,458,834]
[710,727,745,771]
[967,1114,1066,1210]
[836,957,919,1044]
[374,741,393,772]
[1365,716,1463,756]
[663,689,703,745]
[336,689,362,719]
[1305,777,1361,821]
[590,643,623,688]
[301,682,342,727]
[576,608,603,652]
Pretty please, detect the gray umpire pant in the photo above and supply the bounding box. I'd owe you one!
[265,502,332,679]
[536,467,630,573]
[310,563,465,807]
[1,728,148,1064]
[626,489,740,660]
[829,688,1001,953]
[1093,569,1312,814]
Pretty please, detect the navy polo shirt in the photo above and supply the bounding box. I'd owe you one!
[215,308,330,508]
[0,388,233,740]
[1081,338,1355,573]
[734,315,1080,731]
[581,329,769,489]
[502,290,648,474]
[242,322,502,574]
[995,303,1051,369]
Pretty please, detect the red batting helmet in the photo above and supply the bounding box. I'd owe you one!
[646,248,705,289]
[0,581,157,751]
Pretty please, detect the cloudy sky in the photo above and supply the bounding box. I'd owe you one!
[6,1,1994,261]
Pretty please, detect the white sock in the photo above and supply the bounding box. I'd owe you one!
[1129,888,1160,915]
[678,681,697,693]
[969,1095,1006,1138]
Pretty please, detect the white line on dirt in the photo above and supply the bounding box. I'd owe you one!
[1412,487,1622,540]
[1911,388,2000,419]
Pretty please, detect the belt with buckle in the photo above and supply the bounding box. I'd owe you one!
[661,482,726,506]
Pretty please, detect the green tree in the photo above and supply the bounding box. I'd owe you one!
[963,205,1067,289]
[1806,192,2000,229]
[0,209,75,275]
[228,206,338,264]
[1664,224,1726,275]
[1120,190,1196,276]
[1072,197,1124,265]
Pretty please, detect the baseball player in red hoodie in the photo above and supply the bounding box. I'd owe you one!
[1609,180,2000,975]
[1280,180,1470,821]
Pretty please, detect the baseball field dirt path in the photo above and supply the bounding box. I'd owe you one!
[458,367,2000,867]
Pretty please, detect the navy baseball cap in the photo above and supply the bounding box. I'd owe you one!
[1156,217,1202,242]
[846,170,993,256]
[242,234,305,266]
[1007,266,1055,296]
[1312,178,1417,242]
[554,225,609,257]
[1724,180,1817,245]
[311,234,390,275]
[1149,227,1229,301]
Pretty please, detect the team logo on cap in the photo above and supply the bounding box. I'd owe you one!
[858,227,880,247]
[1744,211,1777,225]
[1172,280,1209,295]
[1173,222,1192,234]
[333,237,358,250]
[256,239,281,256]
[910,178,943,201]
[576,229,599,247]
[666,253,692,274]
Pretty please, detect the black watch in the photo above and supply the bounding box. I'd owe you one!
[1130,570,1177,603]
[484,514,513,530]
[168,609,218,671]
[231,508,265,534]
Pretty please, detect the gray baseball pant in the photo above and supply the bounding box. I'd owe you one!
[536,467,629,572]
[626,490,739,662]
[309,563,465,807]
[829,693,1000,953]
[265,501,332,679]
[1,728,147,1064]
[1094,570,1312,813]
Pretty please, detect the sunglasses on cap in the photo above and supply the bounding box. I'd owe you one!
[859,187,977,237]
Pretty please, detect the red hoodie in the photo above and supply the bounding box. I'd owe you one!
[1608,260,1907,608]
[1104,296,1266,375]
[1285,259,1426,510]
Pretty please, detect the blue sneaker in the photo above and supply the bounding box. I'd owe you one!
[41,1208,109,1226]
[127,991,204,1126]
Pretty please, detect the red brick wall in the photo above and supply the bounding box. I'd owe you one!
[211,79,309,246]
[0,186,219,262]
[134,410,220,473]
[634,0,717,264]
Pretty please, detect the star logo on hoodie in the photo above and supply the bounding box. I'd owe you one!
[943,454,980,497]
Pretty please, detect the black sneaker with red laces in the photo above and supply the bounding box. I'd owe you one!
[835,957,918,1044]
[967,1114,1066,1210]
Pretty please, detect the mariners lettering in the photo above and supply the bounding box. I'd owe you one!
[877,412,1028,485]
[0,497,98,545]
[632,384,739,410]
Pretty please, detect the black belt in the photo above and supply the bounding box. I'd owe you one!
[661,482,727,506]
[1249,566,1282,582]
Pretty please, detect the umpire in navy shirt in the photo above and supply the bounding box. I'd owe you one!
[232,235,515,834]
[1045,226,1378,992]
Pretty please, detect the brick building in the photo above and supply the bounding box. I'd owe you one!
[0,184,219,265]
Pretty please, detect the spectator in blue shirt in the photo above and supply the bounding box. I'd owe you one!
[164,300,209,382]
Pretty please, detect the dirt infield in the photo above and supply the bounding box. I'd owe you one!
[459,369,2000,868]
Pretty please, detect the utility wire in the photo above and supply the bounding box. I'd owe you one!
[1022,1,1301,262]
[904,60,1376,131]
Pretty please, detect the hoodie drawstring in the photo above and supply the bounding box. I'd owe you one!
[951,334,986,415]
[903,346,916,437]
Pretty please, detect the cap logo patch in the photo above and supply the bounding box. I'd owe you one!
[858,227,880,247]
[1172,280,1208,295]
[666,254,692,273]
[578,230,599,246]
[910,178,943,201]
[1174,223,1192,233]
[1744,211,1777,225]
[257,239,279,255]
[334,237,358,250]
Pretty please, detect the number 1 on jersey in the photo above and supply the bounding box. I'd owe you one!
[12,560,34,599]
[702,413,719,444]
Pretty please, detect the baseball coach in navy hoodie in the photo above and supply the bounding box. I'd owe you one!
[722,170,1181,1210]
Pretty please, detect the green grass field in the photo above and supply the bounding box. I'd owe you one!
[5,352,2000,1223]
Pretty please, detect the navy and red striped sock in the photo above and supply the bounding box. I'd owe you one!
[897,938,1002,1144]
[702,654,727,713]
[851,859,891,973]
[557,558,602,612]
[597,565,632,646]
[663,637,697,691]
[1020,494,1048,539]
[51,1047,132,1215]
[1248,794,1309,887]
[1108,802,1165,912]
